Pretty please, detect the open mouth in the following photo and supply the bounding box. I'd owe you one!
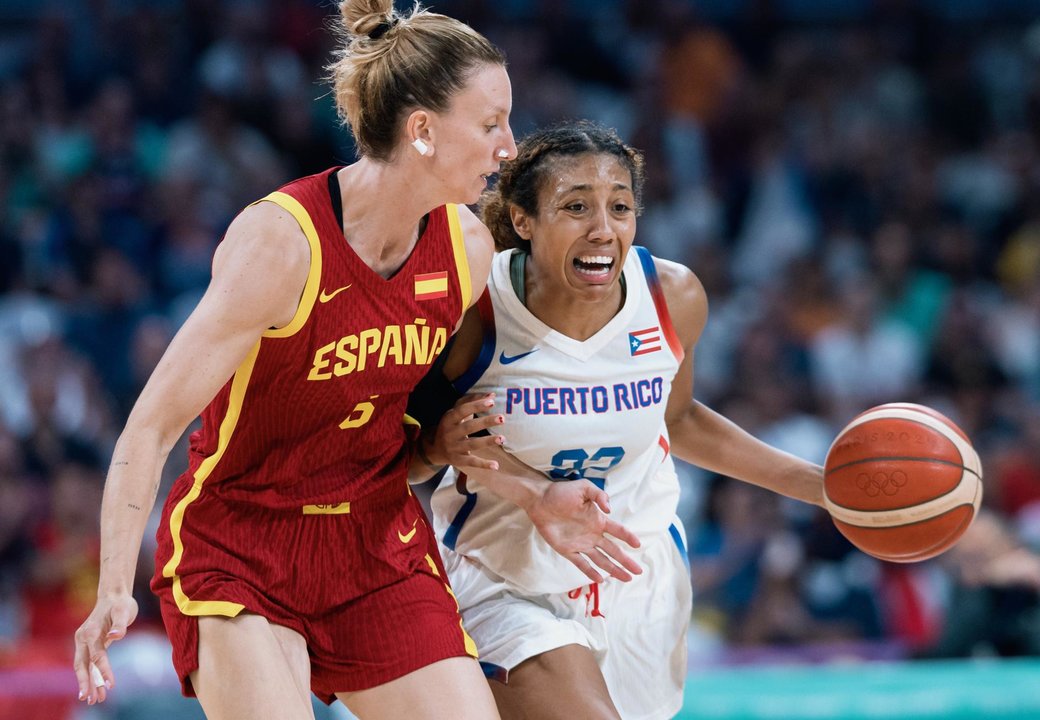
[572,255,615,280]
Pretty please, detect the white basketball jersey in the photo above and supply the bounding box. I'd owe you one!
[431,247,685,594]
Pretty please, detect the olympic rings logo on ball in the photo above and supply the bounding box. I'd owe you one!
[855,470,908,497]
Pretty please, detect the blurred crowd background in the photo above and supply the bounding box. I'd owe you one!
[2,0,1040,717]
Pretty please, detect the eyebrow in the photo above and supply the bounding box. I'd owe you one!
[562,182,633,192]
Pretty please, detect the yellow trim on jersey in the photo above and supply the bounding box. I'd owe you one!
[257,191,323,339]
[445,204,472,311]
[161,341,263,617]
[402,413,421,427]
[425,554,479,658]
[302,502,351,515]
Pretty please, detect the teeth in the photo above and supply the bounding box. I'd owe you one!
[577,256,613,264]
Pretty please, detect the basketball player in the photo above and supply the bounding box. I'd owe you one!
[66,3,625,718]
[418,121,826,719]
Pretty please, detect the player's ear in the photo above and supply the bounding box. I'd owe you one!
[509,204,532,240]
[405,109,434,156]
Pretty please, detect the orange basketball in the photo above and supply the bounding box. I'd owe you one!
[823,402,983,562]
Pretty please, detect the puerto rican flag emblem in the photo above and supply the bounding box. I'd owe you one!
[629,326,661,356]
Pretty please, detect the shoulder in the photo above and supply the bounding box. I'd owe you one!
[643,253,708,351]
[454,204,495,307]
[221,199,311,267]
[211,200,312,329]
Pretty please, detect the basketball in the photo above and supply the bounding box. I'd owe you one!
[823,402,983,563]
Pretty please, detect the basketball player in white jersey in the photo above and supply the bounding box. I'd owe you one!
[411,121,825,719]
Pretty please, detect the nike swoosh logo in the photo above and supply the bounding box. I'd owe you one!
[398,519,418,544]
[499,349,539,365]
[319,284,352,303]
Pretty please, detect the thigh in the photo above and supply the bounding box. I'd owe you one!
[442,548,595,674]
[492,644,620,720]
[191,613,314,720]
[309,552,477,700]
[337,656,499,720]
[599,526,691,720]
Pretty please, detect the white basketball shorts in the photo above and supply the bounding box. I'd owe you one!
[440,522,691,720]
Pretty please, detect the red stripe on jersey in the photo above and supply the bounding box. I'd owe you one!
[634,247,684,362]
[658,434,670,460]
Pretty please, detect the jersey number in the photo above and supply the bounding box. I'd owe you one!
[549,446,625,489]
[340,395,378,429]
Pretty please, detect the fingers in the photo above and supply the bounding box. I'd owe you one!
[586,546,633,583]
[104,626,127,648]
[90,664,109,704]
[567,552,605,585]
[451,393,496,420]
[74,636,112,705]
[444,432,504,471]
[106,603,134,646]
[73,637,93,703]
[602,518,641,550]
[588,486,612,515]
[441,392,504,459]
[451,452,500,472]
[92,649,117,693]
[596,536,643,578]
[455,413,504,439]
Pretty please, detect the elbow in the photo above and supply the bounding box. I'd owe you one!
[120,408,185,460]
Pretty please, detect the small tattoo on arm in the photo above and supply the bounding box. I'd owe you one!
[128,503,143,511]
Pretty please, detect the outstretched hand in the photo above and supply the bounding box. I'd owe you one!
[526,479,643,584]
[73,593,138,705]
[430,392,643,583]
[426,392,506,472]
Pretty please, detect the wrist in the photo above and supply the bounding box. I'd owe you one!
[97,578,133,597]
[515,476,551,513]
[417,434,446,470]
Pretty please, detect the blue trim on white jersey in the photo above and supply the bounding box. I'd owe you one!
[454,291,496,393]
[634,245,656,283]
[668,523,689,569]
[443,491,478,551]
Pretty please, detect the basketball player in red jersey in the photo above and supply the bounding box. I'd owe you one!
[71,3,636,718]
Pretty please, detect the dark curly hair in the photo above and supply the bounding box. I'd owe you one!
[479,120,646,252]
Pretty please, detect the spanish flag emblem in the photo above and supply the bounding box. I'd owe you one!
[414,271,449,301]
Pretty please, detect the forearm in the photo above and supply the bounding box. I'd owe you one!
[97,430,171,596]
[456,443,551,512]
[670,402,825,507]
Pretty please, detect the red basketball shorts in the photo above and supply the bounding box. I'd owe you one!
[151,482,476,702]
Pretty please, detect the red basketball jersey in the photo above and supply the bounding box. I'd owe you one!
[176,167,468,506]
[153,167,474,611]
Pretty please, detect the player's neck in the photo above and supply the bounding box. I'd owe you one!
[335,162,434,277]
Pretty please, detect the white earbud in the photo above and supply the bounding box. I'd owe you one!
[497,149,509,159]
[412,138,429,156]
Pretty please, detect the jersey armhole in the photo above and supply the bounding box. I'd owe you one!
[633,246,684,362]
[452,289,496,392]
[253,191,322,339]
[446,204,473,316]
